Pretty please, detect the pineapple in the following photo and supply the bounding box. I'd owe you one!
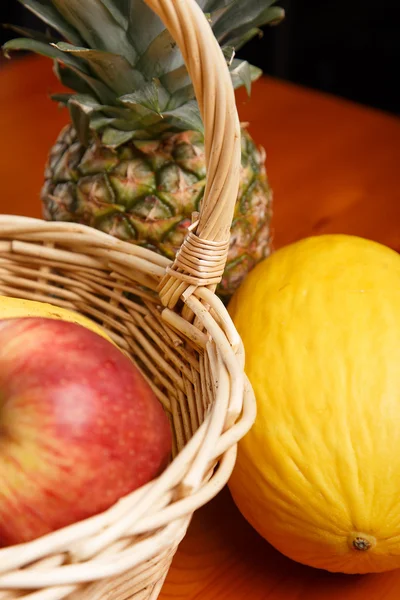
[3,0,284,301]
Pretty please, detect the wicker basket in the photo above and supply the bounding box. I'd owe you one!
[0,1,256,598]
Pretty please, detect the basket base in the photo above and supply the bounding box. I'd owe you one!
[68,547,177,600]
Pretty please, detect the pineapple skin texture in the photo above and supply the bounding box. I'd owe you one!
[41,125,273,301]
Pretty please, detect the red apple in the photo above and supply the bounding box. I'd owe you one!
[0,317,172,547]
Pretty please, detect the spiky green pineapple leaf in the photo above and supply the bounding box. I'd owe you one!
[203,0,235,9]
[69,94,103,112]
[197,0,210,8]
[68,97,94,146]
[67,93,132,144]
[160,65,192,97]
[90,115,117,131]
[4,0,285,144]
[16,0,84,46]
[2,23,58,44]
[59,66,115,105]
[105,95,203,142]
[101,129,136,147]
[154,35,262,102]
[135,29,183,80]
[229,59,260,95]
[98,0,130,30]
[214,0,284,44]
[260,6,285,25]
[51,0,136,64]
[163,54,261,105]
[228,28,262,52]
[68,94,140,142]
[119,80,170,116]
[128,0,165,55]
[113,113,168,133]
[63,93,132,120]
[51,93,74,105]
[3,37,115,104]
[162,100,204,134]
[54,62,100,98]
[166,84,195,110]
[100,106,134,119]
[222,45,236,65]
[2,36,82,66]
[53,42,145,95]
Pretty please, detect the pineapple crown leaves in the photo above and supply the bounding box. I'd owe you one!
[3,0,284,148]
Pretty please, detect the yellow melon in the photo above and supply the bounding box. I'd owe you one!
[228,234,400,574]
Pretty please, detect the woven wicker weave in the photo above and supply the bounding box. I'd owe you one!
[0,1,256,598]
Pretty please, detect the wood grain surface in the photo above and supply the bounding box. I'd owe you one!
[1,55,400,599]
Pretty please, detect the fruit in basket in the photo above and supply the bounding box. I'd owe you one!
[0,317,172,547]
[0,294,113,343]
[228,234,400,574]
[2,0,284,302]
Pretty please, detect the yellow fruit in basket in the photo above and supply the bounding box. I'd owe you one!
[228,234,400,574]
[0,295,113,344]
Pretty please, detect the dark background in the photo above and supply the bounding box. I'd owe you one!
[1,0,399,115]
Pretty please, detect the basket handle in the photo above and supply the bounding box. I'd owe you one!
[144,0,241,309]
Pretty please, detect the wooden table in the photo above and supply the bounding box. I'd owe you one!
[1,56,400,599]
